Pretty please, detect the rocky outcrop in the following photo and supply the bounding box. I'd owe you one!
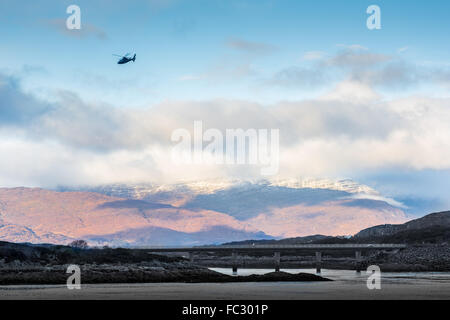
[365,244,450,271]
[355,224,402,238]
[355,211,450,239]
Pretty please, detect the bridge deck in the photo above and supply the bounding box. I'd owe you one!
[145,244,407,252]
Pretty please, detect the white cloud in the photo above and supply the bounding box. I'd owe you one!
[303,51,325,61]
[320,81,380,103]
[324,50,391,68]
[269,46,450,91]
[227,38,277,55]
[336,44,369,51]
[178,74,203,82]
[268,66,328,88]
[2,71,450,188]
[44,19,108,40]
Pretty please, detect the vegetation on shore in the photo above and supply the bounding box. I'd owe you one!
[0,241,330,285]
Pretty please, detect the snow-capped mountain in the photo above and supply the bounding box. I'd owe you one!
[0,178,409,246]
[32,178,408,245]
[60,178,384,202]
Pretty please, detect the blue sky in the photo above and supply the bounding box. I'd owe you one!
[0,0,450,216]
[1,0,449,105]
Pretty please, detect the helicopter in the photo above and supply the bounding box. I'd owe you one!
[113,53,136,65]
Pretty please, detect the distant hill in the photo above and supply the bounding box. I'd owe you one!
[227,211,450,245]
[0,181,409,246]
[0,187,271,246]
[59,180,408,239]
[355,211,450,237]
[354,211,450,244]
[224,235,335,246]
[0,241,181,265]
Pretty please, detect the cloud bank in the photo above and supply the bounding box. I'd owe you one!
[1,50,450,189]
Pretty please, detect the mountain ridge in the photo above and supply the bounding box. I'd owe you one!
[0,181,409,246]
[226,210,450,245]
[355,210,450,239]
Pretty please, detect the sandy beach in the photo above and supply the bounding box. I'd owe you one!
[1,269,449,300]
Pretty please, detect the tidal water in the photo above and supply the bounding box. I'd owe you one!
[210,267,450,283]
[1,268,449,300]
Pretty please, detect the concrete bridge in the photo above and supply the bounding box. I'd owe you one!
[147,244,407,274]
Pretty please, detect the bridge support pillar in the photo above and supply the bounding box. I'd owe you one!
[315,252,322,274]
[355,251,362,273]
[188,252,194,263]
[232,251,238,275]
[274,252,281,272]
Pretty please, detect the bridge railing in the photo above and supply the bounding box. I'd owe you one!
[144,243,407,251]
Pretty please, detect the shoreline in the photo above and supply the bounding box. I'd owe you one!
[0,265,330,286]
[1,275,449,300]
[202,263,450,272]
[1,263,447,287]
[1,242,449,286]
